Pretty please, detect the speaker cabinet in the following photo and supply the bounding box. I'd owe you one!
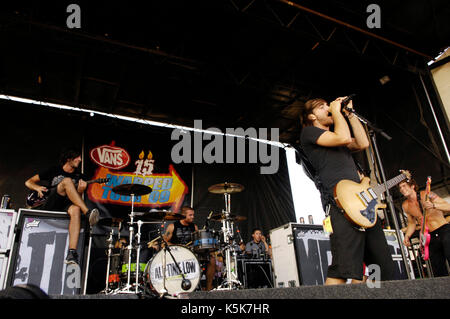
[383,229,413,280]
[270,223,331,287]
[237,258,273,289]
[0,209,17,289]
[270,223,412,288]
[6,209,87,295]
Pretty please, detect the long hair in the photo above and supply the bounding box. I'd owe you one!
[299,98,327,127]
[399,178,419,192]
[59,148,81,166]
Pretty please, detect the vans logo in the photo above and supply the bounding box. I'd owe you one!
[90,144,130,170]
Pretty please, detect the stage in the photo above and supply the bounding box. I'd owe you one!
[45,277,450,299]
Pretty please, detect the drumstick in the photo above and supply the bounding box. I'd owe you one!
[148,236,161,245]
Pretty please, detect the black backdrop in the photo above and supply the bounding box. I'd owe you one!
[0,100,295,292]
[0,100,295,236]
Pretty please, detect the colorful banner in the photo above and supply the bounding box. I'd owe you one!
[87,142,188,213]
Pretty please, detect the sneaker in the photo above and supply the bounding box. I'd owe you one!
[65,249,79,265]
[87,208,100,226]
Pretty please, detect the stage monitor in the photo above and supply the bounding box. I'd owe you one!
[6,209,86,295]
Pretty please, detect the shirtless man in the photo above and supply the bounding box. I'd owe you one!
[399,179,450,276]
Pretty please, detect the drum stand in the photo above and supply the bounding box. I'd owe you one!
[114,193,143,295]
[100,220,123,295]
[217,193,242,290]
[103,227,115,294]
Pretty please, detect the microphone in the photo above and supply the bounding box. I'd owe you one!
[236,227,244,244]
[341,94,356,107]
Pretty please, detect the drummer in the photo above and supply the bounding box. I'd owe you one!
[162,206,216,291]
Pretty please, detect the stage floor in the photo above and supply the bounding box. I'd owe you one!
[48,277,450,299]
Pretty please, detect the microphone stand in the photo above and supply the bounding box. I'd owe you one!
[157,229,192,297]
[345,107,414,280]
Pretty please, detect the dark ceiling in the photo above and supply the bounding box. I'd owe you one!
[1,0,449,143]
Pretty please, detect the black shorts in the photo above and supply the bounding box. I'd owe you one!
[429,223,450,277]
[40,188,72,212]
[327,204,395,281]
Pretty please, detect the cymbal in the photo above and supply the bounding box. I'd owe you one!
[97,217,124,228]
[112,184,152,196]
[208,182,244,194]
[210,213,247,222]
[138,210,185,221]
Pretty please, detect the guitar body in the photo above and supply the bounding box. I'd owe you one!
[419,219,431,261]
[334,177,378,228]
[26,190,50,208]
[26,178,109,209]
[419,176,432,261]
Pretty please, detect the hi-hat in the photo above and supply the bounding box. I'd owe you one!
[210,213,247,222]
[112,184,152,196]
[208,182,244,194]
[97,217,124,228]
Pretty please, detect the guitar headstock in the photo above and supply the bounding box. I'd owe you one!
[399,169,412,182]
[425,176,432,194]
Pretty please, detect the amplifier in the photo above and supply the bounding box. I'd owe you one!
[237,258,273,289]
[0,209,17,290]
[270,223,331,287]
[6,209,87,295]
[383,229,413,280]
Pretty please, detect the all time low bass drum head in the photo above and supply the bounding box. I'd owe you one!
[144,245,200,297]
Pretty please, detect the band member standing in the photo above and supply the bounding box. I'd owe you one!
[299,96,394,284]
[25,148,99,264]
[399,179,450,276]
[163,206,216,291]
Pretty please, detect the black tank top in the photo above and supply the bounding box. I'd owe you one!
[171,220,196,245]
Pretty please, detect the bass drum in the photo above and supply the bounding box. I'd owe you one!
[144,245,200,297]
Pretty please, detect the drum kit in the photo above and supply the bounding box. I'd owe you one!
[98,182,246,298]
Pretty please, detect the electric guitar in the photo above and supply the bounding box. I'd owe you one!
[334,170,411,228]
[419,176,432,261]
[26,178,109,208]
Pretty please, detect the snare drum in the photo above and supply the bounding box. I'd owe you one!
[144,245,200,297]
[192,229,219,254]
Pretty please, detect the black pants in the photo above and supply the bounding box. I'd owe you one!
[40,188,71,212]
[429,223,450,277]
[327,204,395,281]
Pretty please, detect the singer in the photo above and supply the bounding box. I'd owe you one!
[299,96,394,285]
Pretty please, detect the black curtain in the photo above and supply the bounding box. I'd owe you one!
[192,150,295,244]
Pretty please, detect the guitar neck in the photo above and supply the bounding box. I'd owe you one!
[421,177,432,232]
[372,173,407,195]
